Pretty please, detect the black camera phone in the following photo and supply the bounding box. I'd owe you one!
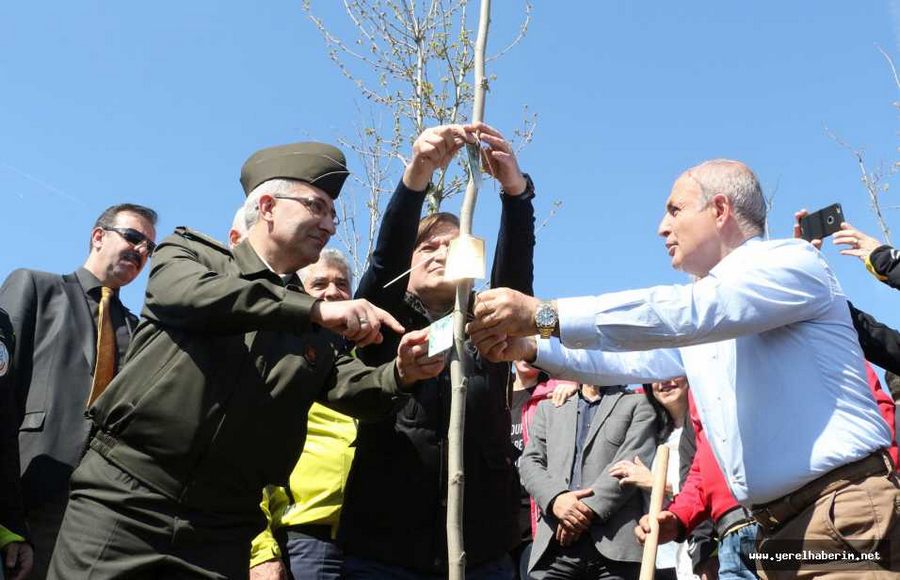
[799,203,844,242]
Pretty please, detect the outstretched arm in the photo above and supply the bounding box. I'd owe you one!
[474,122,535,295]
[848,302,900,375]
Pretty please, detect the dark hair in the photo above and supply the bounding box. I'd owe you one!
[415,212,459,248]
[642,383,676,444]
[90,203,158,251]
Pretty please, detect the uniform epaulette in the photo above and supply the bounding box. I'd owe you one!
[173,227,232,255]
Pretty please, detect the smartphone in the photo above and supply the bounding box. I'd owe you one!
[799,203,844,242]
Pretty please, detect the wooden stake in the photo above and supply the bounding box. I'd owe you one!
[639,445,670,580]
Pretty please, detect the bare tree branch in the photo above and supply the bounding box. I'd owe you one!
[763,175,779,240]
[876,43,900,93]
[535,199,563,235]
[486,1,531,62]
[825,125,892,245]
[302,0,533,279]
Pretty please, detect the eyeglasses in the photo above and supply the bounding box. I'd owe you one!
[273,194,340,226]
[104,227,157,254]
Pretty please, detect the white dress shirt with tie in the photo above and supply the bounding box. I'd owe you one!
[535,237,890,505]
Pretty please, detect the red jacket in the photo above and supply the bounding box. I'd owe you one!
[866,363,898,467]
[668,362,898,533]
[666,392,738,532]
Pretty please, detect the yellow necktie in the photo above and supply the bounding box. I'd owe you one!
[87,287,116,407]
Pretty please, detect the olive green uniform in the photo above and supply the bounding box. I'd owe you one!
[48,228,405,579]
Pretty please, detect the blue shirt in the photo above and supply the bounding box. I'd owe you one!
[536,238,891,505]
[569,390,603,490]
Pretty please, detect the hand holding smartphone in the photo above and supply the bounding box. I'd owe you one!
[799,203,844,242]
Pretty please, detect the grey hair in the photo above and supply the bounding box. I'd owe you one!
[298,248,353,287]
[244,178,300,230]
[689,159,766,236]
[230,206,247,237]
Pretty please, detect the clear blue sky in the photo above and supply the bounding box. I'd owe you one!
[1,2,899,358]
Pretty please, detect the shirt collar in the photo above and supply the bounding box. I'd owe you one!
[576,387,603,406]
[75,267,116,297]
[232,239,284,283]
[404,291,451,323]
[233,239,306,291]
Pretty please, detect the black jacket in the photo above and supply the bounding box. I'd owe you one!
[340,179,535,572]
[0,307,27,539]
[847,245,900,375]
[849,302,900,376]
[868,245,900,288]
[0,269,138,510]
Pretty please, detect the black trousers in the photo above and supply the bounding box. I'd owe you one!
[48,449,262,580]
[25,492,68,579]
[529,535,639,580]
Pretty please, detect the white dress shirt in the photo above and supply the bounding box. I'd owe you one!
[535,238,890,505]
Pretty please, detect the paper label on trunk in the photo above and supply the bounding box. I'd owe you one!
[444,234,485,280]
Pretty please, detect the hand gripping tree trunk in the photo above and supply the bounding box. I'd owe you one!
[447,1,490,578]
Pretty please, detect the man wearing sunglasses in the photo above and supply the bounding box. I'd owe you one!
[0,203,158,578]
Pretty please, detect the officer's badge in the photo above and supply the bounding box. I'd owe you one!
[303,345,318,367]
[0,343,8,377]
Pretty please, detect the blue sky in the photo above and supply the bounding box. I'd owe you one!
[1,2,899,363]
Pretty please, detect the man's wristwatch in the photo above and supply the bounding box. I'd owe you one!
[534,301,558,339]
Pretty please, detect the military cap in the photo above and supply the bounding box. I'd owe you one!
[240,142,349,199]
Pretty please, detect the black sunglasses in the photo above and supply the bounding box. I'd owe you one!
[104,227,157,254]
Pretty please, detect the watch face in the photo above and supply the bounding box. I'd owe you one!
[536,305,556,327]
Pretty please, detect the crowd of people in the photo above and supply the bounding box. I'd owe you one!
[0,122,898,580]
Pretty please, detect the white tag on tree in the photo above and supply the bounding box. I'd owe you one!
[444,234,485,280]
[427,314,454,357]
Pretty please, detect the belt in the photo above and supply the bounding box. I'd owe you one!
[751,451,894,535]
[284,523,334,542]
[714,506,753,538]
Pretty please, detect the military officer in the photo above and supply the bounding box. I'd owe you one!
[48,142,445,580]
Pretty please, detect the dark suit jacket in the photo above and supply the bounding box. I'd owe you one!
[520,388,656,571]
[0,306,27,537]
[0,269,137,509]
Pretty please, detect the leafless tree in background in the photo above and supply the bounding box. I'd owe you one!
[826,45,898,245]
[302,0,534,275]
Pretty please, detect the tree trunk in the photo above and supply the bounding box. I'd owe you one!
[447,1,490,579]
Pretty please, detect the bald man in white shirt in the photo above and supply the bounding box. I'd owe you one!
[467,160,898,578]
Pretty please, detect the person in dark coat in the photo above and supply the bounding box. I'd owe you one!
[0,306,33,580]
[340,122,536,578]
[0,203,157,578]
